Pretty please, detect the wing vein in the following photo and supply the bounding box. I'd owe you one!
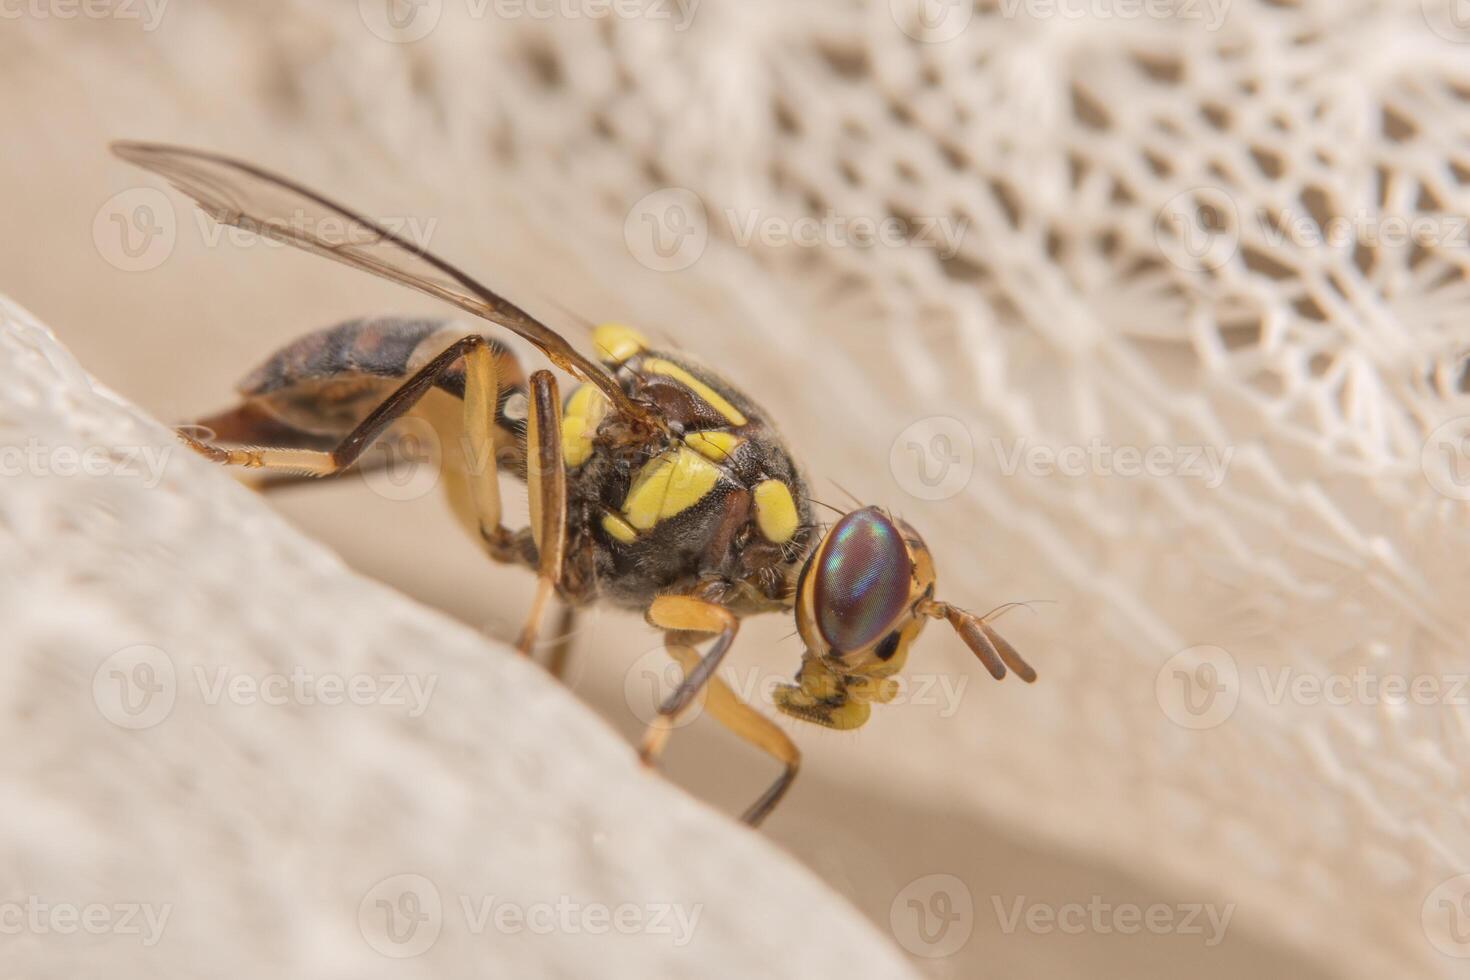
[111,141,656,428]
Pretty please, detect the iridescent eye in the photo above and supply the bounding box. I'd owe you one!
[813,508,913,654]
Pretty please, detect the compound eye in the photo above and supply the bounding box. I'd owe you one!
[813,508,914,654]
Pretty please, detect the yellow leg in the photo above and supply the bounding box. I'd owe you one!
[636,596,737,762]
[460,331,506,548]
[668,644,800,826]
[175,432,338,475]
[637,595,798,826]
[515,370,566,656]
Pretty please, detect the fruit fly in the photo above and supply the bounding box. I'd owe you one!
[112,142,1037,827]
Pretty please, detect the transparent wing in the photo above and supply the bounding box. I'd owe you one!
[111,141,655,426]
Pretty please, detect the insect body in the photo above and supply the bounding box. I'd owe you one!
[559,326,816,613]
[114,142,1035,827]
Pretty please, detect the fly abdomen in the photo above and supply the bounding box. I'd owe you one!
[227,316,527,438]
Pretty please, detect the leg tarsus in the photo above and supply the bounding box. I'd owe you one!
[741,760,799,827]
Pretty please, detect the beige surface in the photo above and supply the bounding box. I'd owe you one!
[5,2,1470,976]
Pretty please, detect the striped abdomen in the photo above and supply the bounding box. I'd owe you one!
[195,317,527,445]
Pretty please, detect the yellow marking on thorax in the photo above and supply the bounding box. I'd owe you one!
[601,512,639,544]
[683,430,743,463]
[642,358,748,426]
[753,479,799,543]
[593,323,649,365]
[623,446,722,530]
[561,383,609,468]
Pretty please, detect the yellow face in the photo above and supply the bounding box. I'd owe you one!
[773,505,1036,729]
[774,507,938,730]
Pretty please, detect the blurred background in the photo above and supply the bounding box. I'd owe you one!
[5,1,1470,976]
